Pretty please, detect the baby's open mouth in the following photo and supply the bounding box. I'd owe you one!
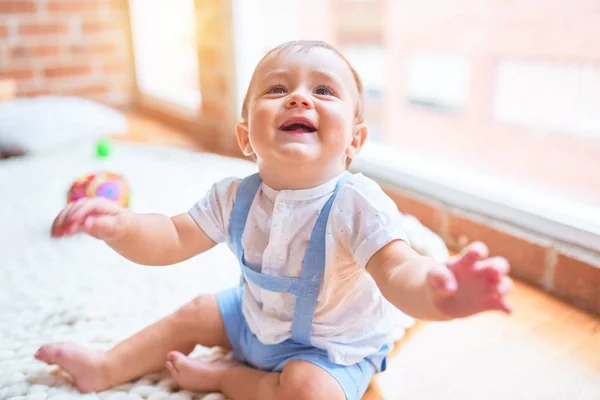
[279,118,317,133]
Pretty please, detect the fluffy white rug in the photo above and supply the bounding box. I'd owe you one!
[0,142,448,400]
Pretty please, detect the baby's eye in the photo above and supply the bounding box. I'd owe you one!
[315,86,335,96]
[267,85,287,94]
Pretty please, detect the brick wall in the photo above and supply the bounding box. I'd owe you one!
[0,0,133,107]
[0,0,242,153]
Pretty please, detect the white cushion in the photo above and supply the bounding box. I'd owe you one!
[0,96,127,155]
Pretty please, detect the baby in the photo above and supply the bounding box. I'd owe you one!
[35,40,512,400]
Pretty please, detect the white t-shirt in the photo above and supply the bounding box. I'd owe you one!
[189,172,409,365]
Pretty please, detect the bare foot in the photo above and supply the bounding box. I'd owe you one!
[165,351,239,393]
[35,343,111,393]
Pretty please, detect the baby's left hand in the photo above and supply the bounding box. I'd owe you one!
[426,242,512,318]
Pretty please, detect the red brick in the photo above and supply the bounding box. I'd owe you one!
[44,65,92,78]
[19,22,69,36]
[47,1,100,12]
[70,43,118,55]
[81,21,121,35]
[10,45,62,59]
[0,25,9,38]
[0,68,35,81]
[553,252,600,315]
[447,213,548,285]
[384,188,444,234]
[0,1,37,14]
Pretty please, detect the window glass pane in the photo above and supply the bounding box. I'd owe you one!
[129,0,200,109]
[405,53,469,112]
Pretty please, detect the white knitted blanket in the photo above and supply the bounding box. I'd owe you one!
[0,142,448,400]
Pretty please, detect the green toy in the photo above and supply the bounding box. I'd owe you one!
[95,139,112,158]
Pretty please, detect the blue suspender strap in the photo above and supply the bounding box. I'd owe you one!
[241,266,319,296]
[228,173,262,261]
[291,173,350,345]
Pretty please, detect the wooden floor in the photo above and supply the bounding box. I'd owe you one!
[120,114,600,400]
[115,113,204,151]
[365,281,600,400]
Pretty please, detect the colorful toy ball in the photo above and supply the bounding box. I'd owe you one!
[67,172,130,207]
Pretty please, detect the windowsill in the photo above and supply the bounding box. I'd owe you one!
[135,92,201,122]
[138,87,201,111]
[353,142,600,253]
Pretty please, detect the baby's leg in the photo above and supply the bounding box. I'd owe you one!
[35,294,229,393]
[165,357,345,400]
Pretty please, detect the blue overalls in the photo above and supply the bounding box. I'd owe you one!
[215,173,390,400]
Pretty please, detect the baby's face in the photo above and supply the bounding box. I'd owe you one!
[238,47,363,169]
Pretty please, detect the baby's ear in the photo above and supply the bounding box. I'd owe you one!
[346,122,368,160]
[235,123,254,157]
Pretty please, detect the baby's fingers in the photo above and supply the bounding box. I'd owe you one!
[62,200,93,235]
[484,277,513,313]
[66,198,118,231]
[477,256,510,274]
[447,241,489,271]
[496,276,513,296]
[427,264,458,297]
[486,296,513,314]
[81,215,124,241]
[478,257,511,284]
[51,201,80,237]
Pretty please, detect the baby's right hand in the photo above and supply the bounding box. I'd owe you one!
[51,198,132,241]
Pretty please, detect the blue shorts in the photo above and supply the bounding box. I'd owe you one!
[216,286,391,400]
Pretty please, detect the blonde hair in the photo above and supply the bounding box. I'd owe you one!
[240,40,365,124]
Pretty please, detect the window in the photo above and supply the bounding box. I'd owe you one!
[405,53,469,112]
[232,0,600,251]
[494,61,600,137]
[128,0,200,113]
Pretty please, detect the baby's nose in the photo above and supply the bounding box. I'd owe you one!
[288,99,310,107]
[286,92,313,108]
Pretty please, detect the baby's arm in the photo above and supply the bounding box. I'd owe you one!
[367,239,512,320]
[107,212,216,266]
[51,197,216,266]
